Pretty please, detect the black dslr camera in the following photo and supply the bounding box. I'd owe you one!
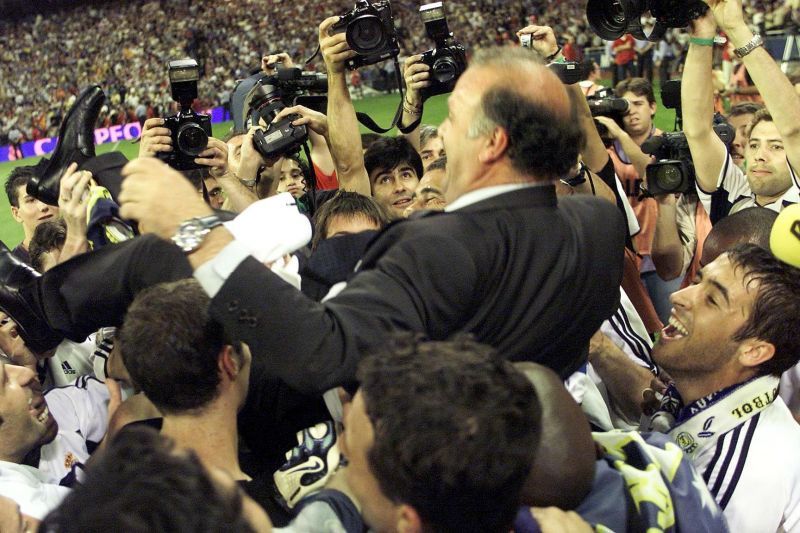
[586,0,709,41]
[417,2,467,101]
[332,0,400,70]
[587,88,630,145]
[248,67,328,160]
[158,59,212,171]
[641,116,735,195]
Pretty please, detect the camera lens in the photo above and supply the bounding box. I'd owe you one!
[654,165,684,192]
[432,57,457,83]
[347,15,386,54]
[586,0,633,40]
[176,123,209,156]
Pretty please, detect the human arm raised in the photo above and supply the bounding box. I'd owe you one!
[57,163,91,262]
[319,17,371,196]
[651,193,684,280]
[682,10,729,193]
[399,54,431,151]
[708,0,800,170]
[272,105,339,187]
[594,116,651,179]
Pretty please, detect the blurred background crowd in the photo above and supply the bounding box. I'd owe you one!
[1,0,797,148]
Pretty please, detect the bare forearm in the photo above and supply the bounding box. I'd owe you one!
[216,174,258,212]
[615,133,651,179]
[569,84,609,172]
[683,44,716,139]
[590,341,656,421]
[651,199,684,280]
[730,26,800,162]
[309,130,336,177]
[682,41,727,191]
[400,117,422,152]
[59,232,88,264]
[327,71,370,195]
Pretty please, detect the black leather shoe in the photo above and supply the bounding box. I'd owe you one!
[28,85,105,206]
[0,243,62,354]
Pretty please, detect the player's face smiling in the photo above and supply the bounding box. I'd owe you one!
[0,363,58,462]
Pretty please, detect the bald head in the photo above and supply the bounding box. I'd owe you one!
[471,48,573,121]
[466,48,583,181]
[701,207,778,266]
[515,362,595,509]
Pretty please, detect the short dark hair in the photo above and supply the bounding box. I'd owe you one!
[364,136,423,185]
[708,207,777,250]
[728,102,764,119]
[580,59,598,80]
[360,133,383,151]
[728,244,800,376]
[119,280,237,414]
[40,426,254,533]
[4,165,38,207]
[357,334,541,533]
[284,154,312,185]
[748,108,774,138]
[615,77,656,105]
[312,191,389,249]
[29,218,67,272]
[425,156,447,174]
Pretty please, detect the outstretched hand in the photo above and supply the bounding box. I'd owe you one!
[119,157,212,239]
[516,25,559,58]
[319,17,356,75]
[703,0,747,33]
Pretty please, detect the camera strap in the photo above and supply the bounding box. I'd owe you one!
[355,57,406,134]
[301,141,319,217]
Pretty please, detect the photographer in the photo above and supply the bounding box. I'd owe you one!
[650,101,763,286]
[262,52,339,191]
[318,17,426,219]
[316,16,372,198]
[139,118,258,212]
[683,0,800,219]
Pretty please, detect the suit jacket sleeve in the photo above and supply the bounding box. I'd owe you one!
[209,231,479,394]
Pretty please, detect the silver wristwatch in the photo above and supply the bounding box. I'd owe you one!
[733,34,764,58]
[171,215,223,253]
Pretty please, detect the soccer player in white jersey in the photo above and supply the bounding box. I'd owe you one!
[682,1,800,219]
[647,244,800,531]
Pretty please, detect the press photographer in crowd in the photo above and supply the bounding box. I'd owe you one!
[683,0,800,216]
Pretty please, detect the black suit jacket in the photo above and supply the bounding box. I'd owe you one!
[211,185,626,394]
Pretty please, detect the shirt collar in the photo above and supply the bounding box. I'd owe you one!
[445,182,550,212]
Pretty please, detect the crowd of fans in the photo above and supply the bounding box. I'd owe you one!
[2,0,798,147]
[0,0,800,531]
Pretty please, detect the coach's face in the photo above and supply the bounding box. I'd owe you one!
[439,67,488,204]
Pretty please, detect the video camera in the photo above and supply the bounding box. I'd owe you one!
[641,116,735,195]
[586,88,629,145]
[417,2,467,101]
[247,67,328,160]
[586,0,709,41]
[332,0,400,70]
[158,59,212,171]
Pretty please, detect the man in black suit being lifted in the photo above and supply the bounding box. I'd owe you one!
[8,46,626,395]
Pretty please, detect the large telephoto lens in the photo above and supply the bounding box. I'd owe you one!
[586,0,630,40]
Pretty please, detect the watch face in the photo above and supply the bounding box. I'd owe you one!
[172,220,211,253]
